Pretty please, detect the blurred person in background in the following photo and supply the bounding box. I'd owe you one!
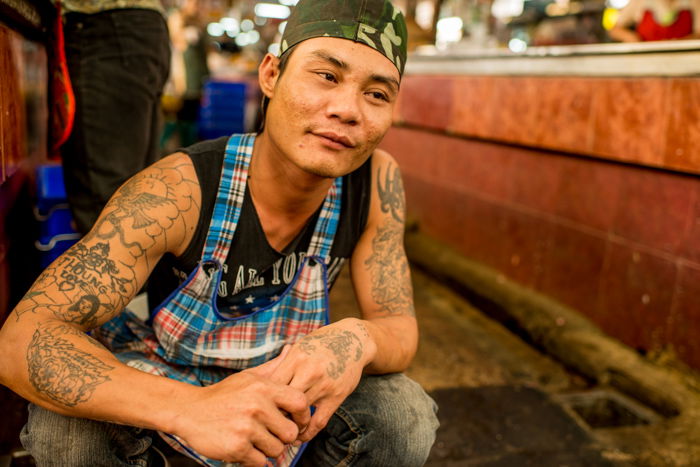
[162,0,210,149]
[58,0,170,235]
[610,0,700,41]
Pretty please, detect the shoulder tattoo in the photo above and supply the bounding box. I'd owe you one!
[376,162,405,224]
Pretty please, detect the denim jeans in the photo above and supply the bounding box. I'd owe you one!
[61,9,170,234]
[21,373,438,466]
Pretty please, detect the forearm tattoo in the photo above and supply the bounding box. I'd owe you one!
[365,162,415,316]
[27,322,114,407]
[298,329,363,379]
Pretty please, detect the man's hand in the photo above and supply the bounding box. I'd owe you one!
[267,318,376,442]
[173,347,311,466]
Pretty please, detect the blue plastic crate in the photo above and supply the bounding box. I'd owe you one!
[199,107,245,120]
[35,204,76,240]
[34,163,81,267]
[202,80,246,98]
[35,164,67,213]
[198,80,247,139]
[35,233,81,268]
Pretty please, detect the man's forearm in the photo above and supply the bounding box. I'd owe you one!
[361,315,418,374]
[0,316,191,434]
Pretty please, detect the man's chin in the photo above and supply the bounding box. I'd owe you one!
[303,166,345,179]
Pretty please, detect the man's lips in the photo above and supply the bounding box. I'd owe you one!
[312,131,355,148]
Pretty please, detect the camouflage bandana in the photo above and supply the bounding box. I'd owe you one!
[279,0,408,76]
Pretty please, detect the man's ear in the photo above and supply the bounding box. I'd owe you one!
[258,53,280,99]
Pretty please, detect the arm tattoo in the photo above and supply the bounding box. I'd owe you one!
[83,164,198,269]
[14,242,129,327]
[27,323,114,407]
[298,329,363,379]
[376,164,405,223]
[364,220,415,316]
[13,161,198,326]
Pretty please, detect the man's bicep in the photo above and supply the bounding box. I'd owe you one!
[13,153,201,329]
[349,151,415,319]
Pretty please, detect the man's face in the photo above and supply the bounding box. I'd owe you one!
[260,37,400,179]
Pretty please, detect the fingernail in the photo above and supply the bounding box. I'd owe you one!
[293,440,302,447]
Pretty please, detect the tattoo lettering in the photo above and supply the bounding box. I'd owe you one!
[298,330,363,379]
[364,220,415,316]
[57,243,125,295]
[27,323,114,407]
[376,164,405,224]
[14,242,123,327]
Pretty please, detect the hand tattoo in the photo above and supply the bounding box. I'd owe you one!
[298,329,363,379]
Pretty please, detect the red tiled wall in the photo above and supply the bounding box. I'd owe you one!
[382,112,700,369]
[395,75,700,175]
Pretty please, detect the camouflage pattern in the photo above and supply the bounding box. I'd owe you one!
[280,0,408,75]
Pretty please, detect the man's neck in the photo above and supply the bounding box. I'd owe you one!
[249,132,334,252]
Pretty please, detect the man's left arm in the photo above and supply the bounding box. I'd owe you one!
[266,150,416,443]
[347,149,417,374]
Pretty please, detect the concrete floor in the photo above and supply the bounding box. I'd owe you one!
[330,267,636,466]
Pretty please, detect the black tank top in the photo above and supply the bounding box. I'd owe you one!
[147,136,372,316]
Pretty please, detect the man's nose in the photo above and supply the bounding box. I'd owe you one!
[325,86,361,125]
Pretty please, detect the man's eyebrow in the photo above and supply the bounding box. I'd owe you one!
[311,50,348,69]
[371,74,400,94]
[310,49,400,94]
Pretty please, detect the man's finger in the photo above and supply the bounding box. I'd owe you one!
[250,345,291,378]
[250,426,287,460]
[297,402,334,442]
[257,404,302,445]
[273,385,311,430]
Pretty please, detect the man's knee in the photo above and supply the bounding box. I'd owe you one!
[346,374,439,465]
[21,403,153,466]
[22,404,94,466]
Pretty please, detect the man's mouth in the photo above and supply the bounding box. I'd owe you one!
[313,131,355,149]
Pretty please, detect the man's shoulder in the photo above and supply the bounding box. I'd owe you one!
[370,148,396,165]
[366,148,400,178]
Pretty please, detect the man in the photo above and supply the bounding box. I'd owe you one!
[0,0,438,466]
[59,0,170,234]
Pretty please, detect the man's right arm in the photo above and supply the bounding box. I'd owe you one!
[0,153,308,465]
[0,152,200,419]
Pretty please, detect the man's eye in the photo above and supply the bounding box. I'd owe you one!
[318,72,336,82]
[369,91,389,102]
